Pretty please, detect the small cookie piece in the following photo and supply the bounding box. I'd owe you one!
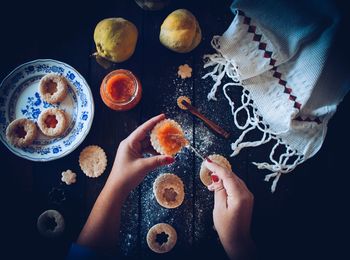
[61,169,77,185]
[199,154,232,186]
[153,173,184,209]
[177,96,191,110]
[37,108,68,137]
[150,119,188,156]
[79,145,107,178]
[39,73,68,104]
[37,210,65,238]
[147,223,177,254]
[6,118,38,147]
[177,64,192,79]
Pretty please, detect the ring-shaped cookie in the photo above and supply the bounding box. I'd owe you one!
[37,108,68,137]
[176,96,191,110]
[146,223,177,254]
[153,173,184,209]
[6,118,38,147]
[39,73,68,104]
[37,209,65,238]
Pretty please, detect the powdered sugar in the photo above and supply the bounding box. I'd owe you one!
[119,63,225,256]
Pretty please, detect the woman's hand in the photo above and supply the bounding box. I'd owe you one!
[206,159,255,260]
[106,113,174,194]
[77,114,174,251]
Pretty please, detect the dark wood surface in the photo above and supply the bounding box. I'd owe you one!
[1,0,349,259]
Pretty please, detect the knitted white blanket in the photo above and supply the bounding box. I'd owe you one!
[203,0,347,192]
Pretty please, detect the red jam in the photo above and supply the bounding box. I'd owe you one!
[100,69,142,111]
[45,115,58,128]
[15,126,27,138]
[157,122,188,155]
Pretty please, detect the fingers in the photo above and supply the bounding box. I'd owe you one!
[205,160,242,198]
[140,155,175,173]
[208,178,228,209]
[205,160,234,180]
[128,114,166,143]
[207,174,223,191]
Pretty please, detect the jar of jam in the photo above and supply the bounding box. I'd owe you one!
[100,69,142,111]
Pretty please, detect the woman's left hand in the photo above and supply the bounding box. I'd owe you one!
[107,114,175,194]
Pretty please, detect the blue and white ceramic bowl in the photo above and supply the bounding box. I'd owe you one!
[0,59,94,161]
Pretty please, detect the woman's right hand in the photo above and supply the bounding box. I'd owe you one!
[206,159,256,260]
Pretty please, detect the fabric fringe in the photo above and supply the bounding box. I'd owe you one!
[203,36,304,192]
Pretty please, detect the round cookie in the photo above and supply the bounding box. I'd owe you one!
[150,119,188,156]
[153,173,184,209]
[199,154,232,186]
[146,223,177,253]
[79,145,107,178]
[39,73,68,104]
[37,209,65,238]
[37,108,68,137]
[6,118,38,147]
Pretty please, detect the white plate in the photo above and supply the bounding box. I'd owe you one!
[0,59,94,161]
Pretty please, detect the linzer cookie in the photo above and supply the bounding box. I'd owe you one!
[37,108,68,137]
[146,223,177,253]
[150,119,188,156]
[39,73,68,104]
[6,118,38,147]
[37,210,65,238]
[153,173,184,209]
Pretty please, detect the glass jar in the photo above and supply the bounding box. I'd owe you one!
[100,69,142,111]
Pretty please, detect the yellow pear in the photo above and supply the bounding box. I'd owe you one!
[94,18,138,63]
[160,9,201,53]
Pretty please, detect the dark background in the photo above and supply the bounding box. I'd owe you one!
[1,0,349,259]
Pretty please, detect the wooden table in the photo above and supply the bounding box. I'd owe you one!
[1,0,349,259]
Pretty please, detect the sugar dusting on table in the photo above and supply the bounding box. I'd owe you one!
[119,63,224,255]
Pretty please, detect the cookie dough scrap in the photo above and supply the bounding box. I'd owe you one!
[177,64,192,79]
[147,223,177,254]
[61,169,77,185]
[79,145,107,178]
[153,173,185,209]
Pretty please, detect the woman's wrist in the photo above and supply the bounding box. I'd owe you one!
[222,236,255,260]
[103,175,131,203]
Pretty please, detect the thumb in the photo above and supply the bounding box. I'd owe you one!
[141,155,175,173]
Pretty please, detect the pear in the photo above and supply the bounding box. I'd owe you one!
[93,18,138,64]
[160,9,201,53]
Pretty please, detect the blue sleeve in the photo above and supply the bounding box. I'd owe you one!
[66,243,112,260]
